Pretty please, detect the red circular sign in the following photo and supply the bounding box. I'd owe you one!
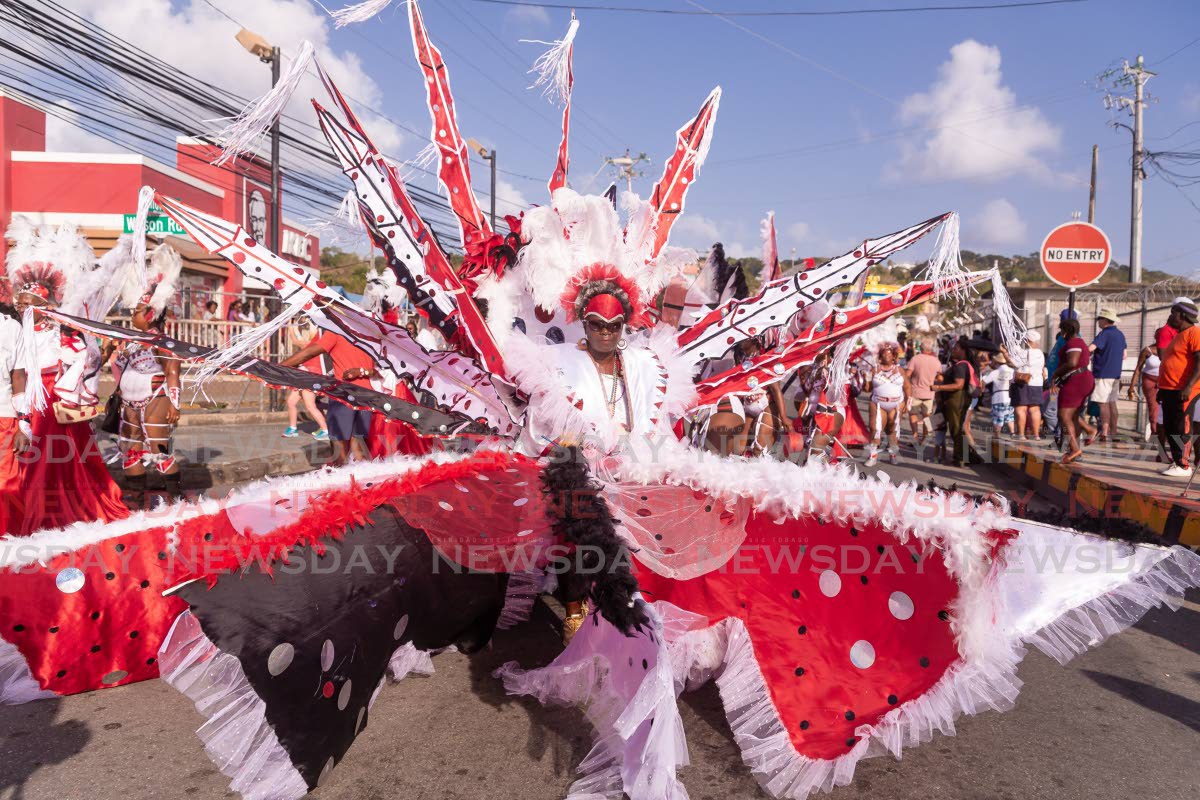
[1039,222,1111,288]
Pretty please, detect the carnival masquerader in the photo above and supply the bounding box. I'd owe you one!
[6,219,128,534]
[865,341,908,466]
[703,337,788,457]
[0,295,26,532]
[2,9,1198,800]
[108,245,184,508]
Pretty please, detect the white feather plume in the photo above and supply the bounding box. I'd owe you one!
[211,41,315,167]
[329,0,394,28]
[524,17,580,105]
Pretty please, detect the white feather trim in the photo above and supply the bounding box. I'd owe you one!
[0,450,482,570]
[147,244,183,314]
[129,185,155,283]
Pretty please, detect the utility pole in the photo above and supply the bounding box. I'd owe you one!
[1088,144,1098,224]
[269,45,281,257]
[466,138,497,230]
[1103,56,1155,284]
[603,149,650,193]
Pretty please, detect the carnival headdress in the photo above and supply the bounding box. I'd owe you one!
[4,217,87,305]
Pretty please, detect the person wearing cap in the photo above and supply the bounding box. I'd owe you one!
[1154,299,1200,476]
[1090,308,1127,441]
[1001,329,1046,440]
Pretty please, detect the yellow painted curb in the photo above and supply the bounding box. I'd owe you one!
[1178,514,1200,547]
[1073,476,1107,514]
[1118,493,1170,536]
[1047,462,1072,493]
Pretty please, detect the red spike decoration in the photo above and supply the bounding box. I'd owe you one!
[408,0,492,250]
[633,86,722,260]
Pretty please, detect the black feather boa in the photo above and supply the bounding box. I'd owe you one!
[541,446,649,635]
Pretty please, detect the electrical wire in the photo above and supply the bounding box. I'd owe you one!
[466,0,1089,16]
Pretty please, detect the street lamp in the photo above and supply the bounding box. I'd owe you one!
[236,28,282,256]
[465,137,496,230]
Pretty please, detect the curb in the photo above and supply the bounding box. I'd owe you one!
[177,411,289,427]
[106,444,329,490]
[989,438,1200,547]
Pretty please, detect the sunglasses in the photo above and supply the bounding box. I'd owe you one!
[585,319,624,334]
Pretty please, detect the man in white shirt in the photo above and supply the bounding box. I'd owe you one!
[414,323,447,352]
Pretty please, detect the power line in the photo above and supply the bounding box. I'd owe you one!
[465,0,1089,16]
[1154,34,1200,65]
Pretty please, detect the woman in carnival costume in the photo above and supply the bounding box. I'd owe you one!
[0,6,1197,800]
[5,218,129,534]
[108,244,184,508]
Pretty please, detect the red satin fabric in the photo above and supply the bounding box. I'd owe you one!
[367,381,432,459]
[841,388,869,447]
[0,418,26,534]
[14,374,128,535]
[637,511,961,760]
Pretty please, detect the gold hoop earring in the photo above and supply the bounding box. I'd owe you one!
[577,338,589,350]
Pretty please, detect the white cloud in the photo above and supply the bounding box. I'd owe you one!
[505,5,551,27]
[669,213,723,251]
[892,40,1061,183]
[38,100,124,153]
[972,198,1027,249]
[785,221,811,244]
[480,177,531,218]
[61,0,407,155]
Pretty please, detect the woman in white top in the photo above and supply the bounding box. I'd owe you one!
[1129,338,1164,448]
[865,342,908,466]
[982,352,1016,436]
[1001,329,1047,440]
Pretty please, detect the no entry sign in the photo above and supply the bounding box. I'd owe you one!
[1040,222,1112,288]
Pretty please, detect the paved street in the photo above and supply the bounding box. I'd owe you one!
[2,455,1197,800]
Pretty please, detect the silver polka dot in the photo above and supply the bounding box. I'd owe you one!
[356,706,367,733]
[849,640,876,669]
[337,679,353,711]
[318,757,335,787]
[393,614,409,641]
[267,643,294,676]
[513,498,528,507]
[55,567,85,594]
[321,639,335,672]
[383,403,392,412]
[438,501,453,511]
[818,570,842,598]
[888,591,915,620]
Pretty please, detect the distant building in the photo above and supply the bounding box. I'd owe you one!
[0,92,318,313]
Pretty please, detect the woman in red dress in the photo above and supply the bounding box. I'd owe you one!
[7,222,128,534]
[1050,317,1097,464]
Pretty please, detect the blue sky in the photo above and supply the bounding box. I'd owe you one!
[48,0,1200,274]
[320,0,1200,273]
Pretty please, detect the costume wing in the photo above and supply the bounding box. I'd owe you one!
[154,194,521,436]
[676,212,954,365]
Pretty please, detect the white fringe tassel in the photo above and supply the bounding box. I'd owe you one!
[129,185,155,287]
[825,338,857,401]
[211,41,315,167]
[20,307,46,413]
[189,293,309,385]
[330,0,394,29]
[400,141,439,182]
[524,17,580,105]
[335,188,362,230]
[988,269,1026,352]
[924,211,969,303]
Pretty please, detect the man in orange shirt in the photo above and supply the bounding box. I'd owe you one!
[282,331,377,466]
[1153,300,1200,476]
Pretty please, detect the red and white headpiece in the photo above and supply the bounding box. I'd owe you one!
[561,263,647,327]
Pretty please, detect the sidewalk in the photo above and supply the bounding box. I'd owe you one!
[98,419,332,494]
[985,431,1200,547]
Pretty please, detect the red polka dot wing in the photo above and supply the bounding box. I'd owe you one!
[636,512,963,762]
